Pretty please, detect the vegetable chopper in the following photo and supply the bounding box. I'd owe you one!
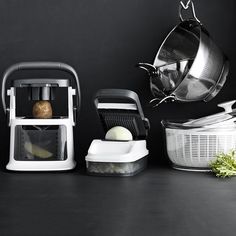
[85,89,150,176]
[1,62,81,171]
[162,100,236,172]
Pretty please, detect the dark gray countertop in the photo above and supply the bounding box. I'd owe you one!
[0,166,236,236]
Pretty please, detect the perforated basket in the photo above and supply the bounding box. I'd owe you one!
[165,128,236,171]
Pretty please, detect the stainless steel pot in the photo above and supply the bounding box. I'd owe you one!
[138,0,229,107]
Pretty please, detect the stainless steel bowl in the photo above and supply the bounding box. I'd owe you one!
[138,1,229,107]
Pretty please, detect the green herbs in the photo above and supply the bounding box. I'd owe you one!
[210,150,236,178]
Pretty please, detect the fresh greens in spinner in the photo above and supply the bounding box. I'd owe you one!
[210,150,236,178]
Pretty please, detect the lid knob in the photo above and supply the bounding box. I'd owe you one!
[217,100,236,113]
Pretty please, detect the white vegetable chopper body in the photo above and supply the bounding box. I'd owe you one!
[1,62,81,171]
[85,89,150,176]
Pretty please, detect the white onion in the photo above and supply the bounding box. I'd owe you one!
[105,126,133,141]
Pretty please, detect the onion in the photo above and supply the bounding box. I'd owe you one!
[105,126,133,141]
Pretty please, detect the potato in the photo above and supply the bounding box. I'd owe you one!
[105,126,133,141]
[32,101,52,119]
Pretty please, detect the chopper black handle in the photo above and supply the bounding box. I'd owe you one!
[1,62,81,121]
[94,89,150,131]
[94,89,145,117]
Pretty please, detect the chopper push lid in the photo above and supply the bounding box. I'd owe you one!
[1,62,81,122]
[94,89,150,140]
[13,78,70,101]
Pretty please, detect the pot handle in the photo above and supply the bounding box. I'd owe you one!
[1,62,81,121]
[150,95,176,108]
[136,63,157,75]
[179,0,200,23]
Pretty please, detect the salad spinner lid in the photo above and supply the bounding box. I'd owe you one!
[163,100,236,129]
[94,89,150,140]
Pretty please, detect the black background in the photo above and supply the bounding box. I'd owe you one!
[0,0,235,168]
[1,2,236,236]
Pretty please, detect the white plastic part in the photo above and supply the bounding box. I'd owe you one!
[6,121,75,171]
[105,126,133,141]
[217,100,236,113]
[6,86,77,171]
[183,100,236,127]
[85,140,148,163]
[165,127,236,170]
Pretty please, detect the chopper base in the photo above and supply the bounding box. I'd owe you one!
[6,160,76,171]
[85,140,148,176]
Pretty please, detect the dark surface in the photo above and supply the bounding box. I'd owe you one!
[1,166,236,236]
[0,0,235,166]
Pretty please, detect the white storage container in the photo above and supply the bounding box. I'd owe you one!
[86,140,148,176]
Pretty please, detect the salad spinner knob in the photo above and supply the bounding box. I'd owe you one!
[217,100,236,113]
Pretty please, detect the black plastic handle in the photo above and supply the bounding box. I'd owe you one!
[94,89,145,118]
[94,89,150,138]
[1,62,81,120]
